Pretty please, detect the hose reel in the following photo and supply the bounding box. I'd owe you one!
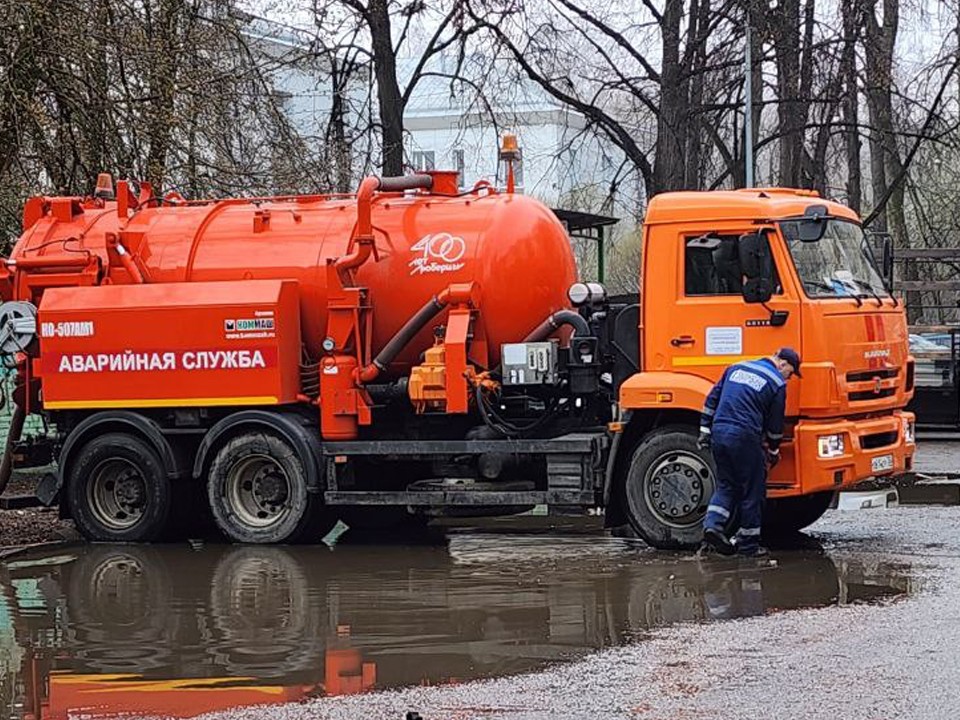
[0,301,38,356]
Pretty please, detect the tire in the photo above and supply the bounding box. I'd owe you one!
[620,426,716,550]
[763,491,835,536]
[206,430,337,544]
[66,432,172,542]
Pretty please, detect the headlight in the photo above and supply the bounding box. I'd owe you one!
[902,418,915,444]
[817,434,845,458]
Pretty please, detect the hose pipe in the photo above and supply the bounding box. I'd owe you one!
[337,174,436,276]
[523,310,590,343]
[356,283,474,384]
[0,402,25,496]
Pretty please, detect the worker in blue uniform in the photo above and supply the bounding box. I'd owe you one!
[697,348,802,557]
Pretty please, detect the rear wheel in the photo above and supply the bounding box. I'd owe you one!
[66,432,172,542]
[207,431,337,544]
[764,491,835,536]
[620,426,715,550]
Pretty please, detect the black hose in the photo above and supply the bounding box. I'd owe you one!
[0,402,25,496]
[369,296,447,375]
[378,174,433,193]
[475,384,559,438]
[523,310,590,343]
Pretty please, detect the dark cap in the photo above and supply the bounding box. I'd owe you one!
[777,347,802,377]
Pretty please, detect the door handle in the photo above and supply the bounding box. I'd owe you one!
[671,335,696,347]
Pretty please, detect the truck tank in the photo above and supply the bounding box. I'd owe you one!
[8,176,577,373]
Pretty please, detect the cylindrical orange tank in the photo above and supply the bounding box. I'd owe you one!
[10,182,577,374]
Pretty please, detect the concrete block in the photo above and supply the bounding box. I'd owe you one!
[837,488,899,511]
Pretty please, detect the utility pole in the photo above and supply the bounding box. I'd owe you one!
[744,23,754,188]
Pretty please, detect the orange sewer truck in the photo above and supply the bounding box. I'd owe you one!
[0,160,915,547]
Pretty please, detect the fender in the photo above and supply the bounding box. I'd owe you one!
[603,372,715,513]
[192,410,324,492]
[44,411,181,507]
[618,371,714,413]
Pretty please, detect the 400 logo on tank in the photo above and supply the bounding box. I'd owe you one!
[409,232,467,275]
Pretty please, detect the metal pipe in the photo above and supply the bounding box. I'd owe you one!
[356,283,473,384]
[0,402,25,496]
[357,295,447,384]
[523,310,590,343]
[114,243,145,284]
[12,256,90,270]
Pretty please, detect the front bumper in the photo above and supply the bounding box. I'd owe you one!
[768,410,915,498]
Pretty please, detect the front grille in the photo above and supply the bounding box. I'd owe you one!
[847,368,899,382]
[849,388,896,401]
[861,431,898,449]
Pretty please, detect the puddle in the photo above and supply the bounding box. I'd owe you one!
[0,533,911,718]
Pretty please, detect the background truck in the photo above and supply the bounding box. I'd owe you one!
[0,158,916,547]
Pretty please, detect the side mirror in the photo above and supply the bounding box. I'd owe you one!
[798,204,828,243]
[881,236,893,286]
[738,232,775,304]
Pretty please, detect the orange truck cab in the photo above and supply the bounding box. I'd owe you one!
[613,189,915,547]
[0,169,914,550]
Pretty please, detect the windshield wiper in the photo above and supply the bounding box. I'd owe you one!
[855,280,886,307]
[805,279,862,306]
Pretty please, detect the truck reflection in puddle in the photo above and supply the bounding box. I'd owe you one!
[0,535,911,719]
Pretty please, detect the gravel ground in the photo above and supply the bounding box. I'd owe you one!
[0,472,77,550]
[192,505,960,720]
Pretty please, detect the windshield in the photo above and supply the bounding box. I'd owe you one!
[781,219,890,299]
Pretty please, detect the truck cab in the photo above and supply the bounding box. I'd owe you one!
[614,189,915,548]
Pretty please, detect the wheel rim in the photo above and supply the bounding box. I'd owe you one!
[642,450,714,529]
[87,458,148,530]
[225,454,292,529]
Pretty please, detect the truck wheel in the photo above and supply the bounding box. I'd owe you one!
[621,426,715,550]
[207,431,336,544]
[764,491,835,536]
[66,432,172,542]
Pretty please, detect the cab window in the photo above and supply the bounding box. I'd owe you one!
[684,234,782,297]
[684,235,744,295]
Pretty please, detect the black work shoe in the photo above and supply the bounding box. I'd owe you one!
[703,527,736,556]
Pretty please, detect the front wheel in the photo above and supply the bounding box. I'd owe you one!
[764,491,835,536]
[207,431,337,544]
[620,426,716,550]
[66,432,172,542]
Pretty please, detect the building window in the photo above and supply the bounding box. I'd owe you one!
[411,150,435,171]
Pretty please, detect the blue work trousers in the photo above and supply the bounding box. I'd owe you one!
[702,424,766,552]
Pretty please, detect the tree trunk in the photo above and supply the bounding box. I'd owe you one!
[841,0,862,213]
[144,0,180,190]
[653,0,685,193]
[368,0,404,177]
[863,0,919,320]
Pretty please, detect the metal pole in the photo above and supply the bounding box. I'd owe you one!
[597,227,605,283]
[744,24,754,188]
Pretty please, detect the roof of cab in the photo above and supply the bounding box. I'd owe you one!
[645,188,860,226]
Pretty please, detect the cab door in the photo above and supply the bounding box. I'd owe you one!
[658,226,801,385]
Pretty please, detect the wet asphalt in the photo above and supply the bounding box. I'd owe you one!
[212,506,958,720]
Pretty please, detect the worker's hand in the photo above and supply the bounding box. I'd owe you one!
[766,449,780,468]
[697,431,711,451]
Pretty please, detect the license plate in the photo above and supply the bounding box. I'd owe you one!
[871,454,894,473]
